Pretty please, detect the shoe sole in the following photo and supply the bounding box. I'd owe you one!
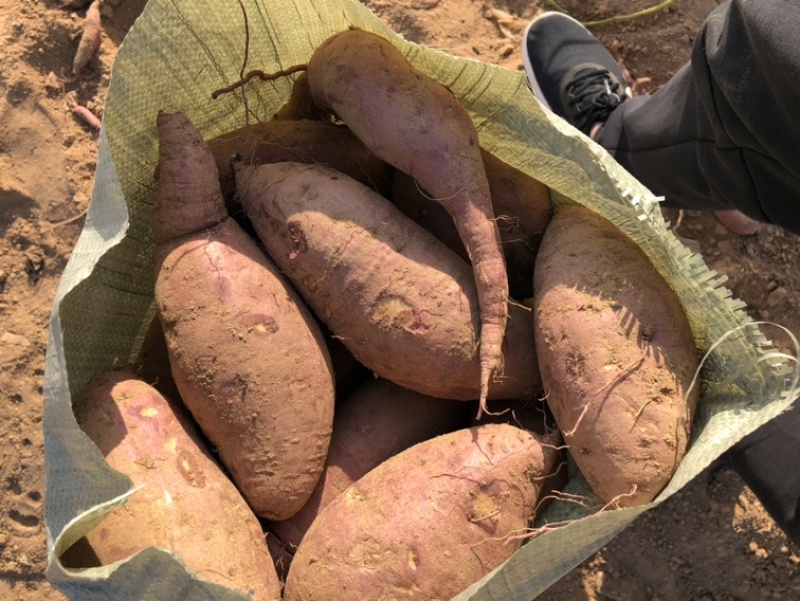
[521,12,600,111]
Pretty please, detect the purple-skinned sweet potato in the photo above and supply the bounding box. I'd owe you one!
[283,423,561,601]
[533,205,699,507]
[207,118,392,202]
[306,29,508,412]
[65,368,282,601]
[152,112,335,520]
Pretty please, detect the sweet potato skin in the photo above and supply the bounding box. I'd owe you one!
[236,161,541,402]
[156,218,335,520]
[68,369,281,601]
[533,205,699,507]
[153,112,335,521]
[269,379,470,554]
[283,424,561,601]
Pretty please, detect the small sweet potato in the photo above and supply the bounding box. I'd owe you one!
[72,0,101,76]
[269,379,470,555]
[236,161,541,404]
[533,205,699,507]
[153,112,335,520]
[66,368,281,601]
[283,423,561,601]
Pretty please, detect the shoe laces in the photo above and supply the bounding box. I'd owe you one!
[565,68,625,134]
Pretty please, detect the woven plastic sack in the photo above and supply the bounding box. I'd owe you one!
[43,0,799,599]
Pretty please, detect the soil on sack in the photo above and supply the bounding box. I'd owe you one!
[1,1,797,600]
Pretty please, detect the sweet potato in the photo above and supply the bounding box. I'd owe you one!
[152,112,335,520]
[533,205,699,507]
[392,149,552,299]
[305,29,509,412]
[72,0,101,76]
[269,379,470,555]
[283,423,561,601]
[235,161,541,404]
[207,118,392,202]
[65,368,281,601]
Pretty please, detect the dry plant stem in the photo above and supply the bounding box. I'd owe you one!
[584,0,675,27]
[211,65,308,100]
[45,208,89,230]
[73,0,102,75]
[544,0,676,28]
[542,0,569,12]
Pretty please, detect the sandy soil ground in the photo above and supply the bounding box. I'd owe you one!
[1,1,798,600]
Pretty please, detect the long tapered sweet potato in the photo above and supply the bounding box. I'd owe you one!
[65,368,282,601]
[236,161,541,404]
[283,423,561,601]
[392,149,552,300]
[533,205,700,507]
[305,29,508,412]
[152,112,335,520]
[269,379,470,555]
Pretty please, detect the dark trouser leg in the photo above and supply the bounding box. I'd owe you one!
[596,0,800,235]
[724,405,800,547]
[598,0,800,546]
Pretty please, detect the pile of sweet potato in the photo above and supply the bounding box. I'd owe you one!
[65,30,700,601]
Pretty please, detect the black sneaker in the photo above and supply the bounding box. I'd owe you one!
[522,12,631,136]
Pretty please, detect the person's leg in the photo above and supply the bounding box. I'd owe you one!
[523,1,800,235]
[596,0,800,234]
[523,1,800,545]
[724,405,800,547]
[598,74,764,235]
[522,8,761,235]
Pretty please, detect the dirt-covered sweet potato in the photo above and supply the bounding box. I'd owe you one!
[269,379,470,555]
[152,112,335,520]
[282,423,561,601]
[533,205,700,507]
[236,161,541,406]
[65,368,281,601]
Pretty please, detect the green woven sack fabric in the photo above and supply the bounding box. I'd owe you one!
[43,0,798,599]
